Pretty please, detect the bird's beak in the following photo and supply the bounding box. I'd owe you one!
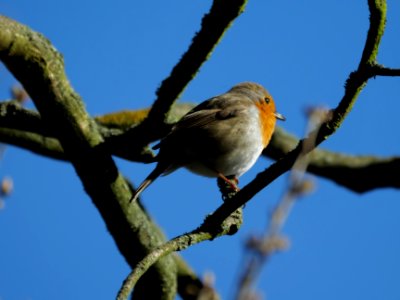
[274,112,286,121]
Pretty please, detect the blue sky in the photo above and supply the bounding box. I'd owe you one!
[0,1,399,299]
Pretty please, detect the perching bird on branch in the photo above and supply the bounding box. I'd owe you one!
[130,82,285,202]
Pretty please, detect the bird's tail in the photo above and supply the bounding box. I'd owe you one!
[130,165,165,203]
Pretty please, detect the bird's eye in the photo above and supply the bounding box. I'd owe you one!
[264,97,270,104]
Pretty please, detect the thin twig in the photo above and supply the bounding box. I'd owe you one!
[371,64,400,76]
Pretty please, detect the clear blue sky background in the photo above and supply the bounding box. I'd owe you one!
[1,1,399,299]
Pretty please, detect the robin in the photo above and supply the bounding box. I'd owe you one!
[130,82,285,202]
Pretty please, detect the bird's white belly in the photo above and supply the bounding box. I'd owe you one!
[184,114,264,177]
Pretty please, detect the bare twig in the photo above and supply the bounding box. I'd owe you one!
[370,64,400,76]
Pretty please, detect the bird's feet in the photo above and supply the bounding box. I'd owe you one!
[217,173,240,192]
[217,174,239,203]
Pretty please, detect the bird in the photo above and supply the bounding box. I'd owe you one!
[130,82,285,202]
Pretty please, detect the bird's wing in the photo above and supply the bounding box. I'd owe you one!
[152,97,246,150]
[173,108,221,129]
[173,98,246,130]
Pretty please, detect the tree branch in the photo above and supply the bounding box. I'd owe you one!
[118,178,242,299]
[267,127,400,193]
[0,127,65,160]
[199,0,390,235]
[117,230,214,300]
[0,15,178,299]
[116,0,249,155]
[370,64,400,76]
[148,0,248,125]
[1,102,398,193]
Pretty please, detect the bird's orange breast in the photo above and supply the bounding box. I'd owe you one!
[255,101,277,148]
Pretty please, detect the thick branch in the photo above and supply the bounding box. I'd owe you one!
[0,127,65,160]
[266,128,400,193]
[0,101,189,163]
[0,15,177,299]
[0,101,49,134]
